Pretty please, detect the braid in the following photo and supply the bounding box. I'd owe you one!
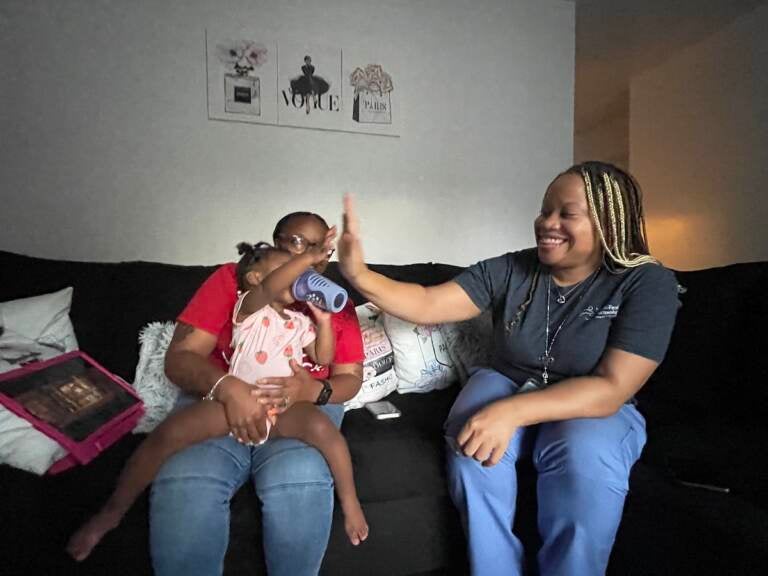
[601,172,621,259]
[235,241,280,291]
[505,267,541,333]
[571,162,658,271]
[606,173,628,261]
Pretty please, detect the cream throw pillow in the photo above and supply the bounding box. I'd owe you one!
[382,313,457,394]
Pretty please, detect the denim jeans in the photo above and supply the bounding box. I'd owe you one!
[445,368,646,576]
[149,397,344,576]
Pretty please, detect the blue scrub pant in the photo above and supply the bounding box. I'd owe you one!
[445,368,646,576]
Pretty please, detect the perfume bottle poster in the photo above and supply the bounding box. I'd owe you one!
[206,30,278,125]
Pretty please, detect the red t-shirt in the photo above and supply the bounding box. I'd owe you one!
[178,263,364,378]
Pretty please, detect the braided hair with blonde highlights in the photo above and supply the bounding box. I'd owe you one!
[507,162,658,333]
[566,161,658,271]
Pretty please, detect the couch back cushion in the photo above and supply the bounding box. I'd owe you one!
[637,261,768,427]
[0,251,217,380]
[0,252,465,382]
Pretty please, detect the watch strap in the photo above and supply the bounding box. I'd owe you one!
[315,378,332,405]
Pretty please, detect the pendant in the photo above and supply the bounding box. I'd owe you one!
[556,295,566,304]
[540,353,554,386]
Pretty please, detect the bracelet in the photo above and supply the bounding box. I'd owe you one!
[204,374,230,402]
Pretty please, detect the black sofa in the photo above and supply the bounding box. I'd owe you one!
[1,249,767,576]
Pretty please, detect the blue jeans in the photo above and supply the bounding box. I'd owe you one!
[445,368,646,576]
[149,397,344,576]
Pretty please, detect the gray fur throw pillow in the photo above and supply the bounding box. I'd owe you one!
[132,321,179,433]
[442,310,494,385]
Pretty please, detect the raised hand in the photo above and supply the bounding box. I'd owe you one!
[338,193,368,283]
[306,225,338,266]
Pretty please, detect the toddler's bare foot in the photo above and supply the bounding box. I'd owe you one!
[66,509,122,561]
[341,497,369,546]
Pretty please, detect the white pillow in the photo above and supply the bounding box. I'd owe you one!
[0,408,69,474]
[0,287,78,355]
[382,312,457,394]
[345,304,398,410]
[0,287,78,474]
[132,321,180,433]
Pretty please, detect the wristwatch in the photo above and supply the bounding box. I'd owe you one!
[315,379,333,406]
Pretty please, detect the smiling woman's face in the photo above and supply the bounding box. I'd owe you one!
[534,173,602,279]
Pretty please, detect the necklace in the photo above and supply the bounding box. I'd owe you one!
[551,269,597,304]
[539,269,600,385]
[552,280,583,304]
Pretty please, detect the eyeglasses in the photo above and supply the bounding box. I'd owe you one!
[275,233,335,258]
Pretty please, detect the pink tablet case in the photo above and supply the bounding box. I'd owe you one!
[0,350,144,474]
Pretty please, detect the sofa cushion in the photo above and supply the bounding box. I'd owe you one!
[345,303,398,410]
[382,314,456,394]
[442,310,494,385]
[342,386,459,503]
[131,321,179,433]
[636,262,768,429]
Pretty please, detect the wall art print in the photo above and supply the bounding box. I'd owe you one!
[350,64,394,125]
[277,43,343,132]
[206,30,399,137]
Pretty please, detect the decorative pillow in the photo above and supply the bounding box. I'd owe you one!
[0,287,78,474]
[0,286,79,367]
[442,310,494,385]
[131,321,180,433]
[0,403,69,474]
[345,304,398,410]
[382,312,457,394]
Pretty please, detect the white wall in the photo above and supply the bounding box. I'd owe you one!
[629,2,768,270]
[0,0,574,266]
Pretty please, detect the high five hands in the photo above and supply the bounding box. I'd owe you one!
[338,194,368,283]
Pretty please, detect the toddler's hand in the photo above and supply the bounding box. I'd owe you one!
[306,301,332,324]
[306,226,337,264]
